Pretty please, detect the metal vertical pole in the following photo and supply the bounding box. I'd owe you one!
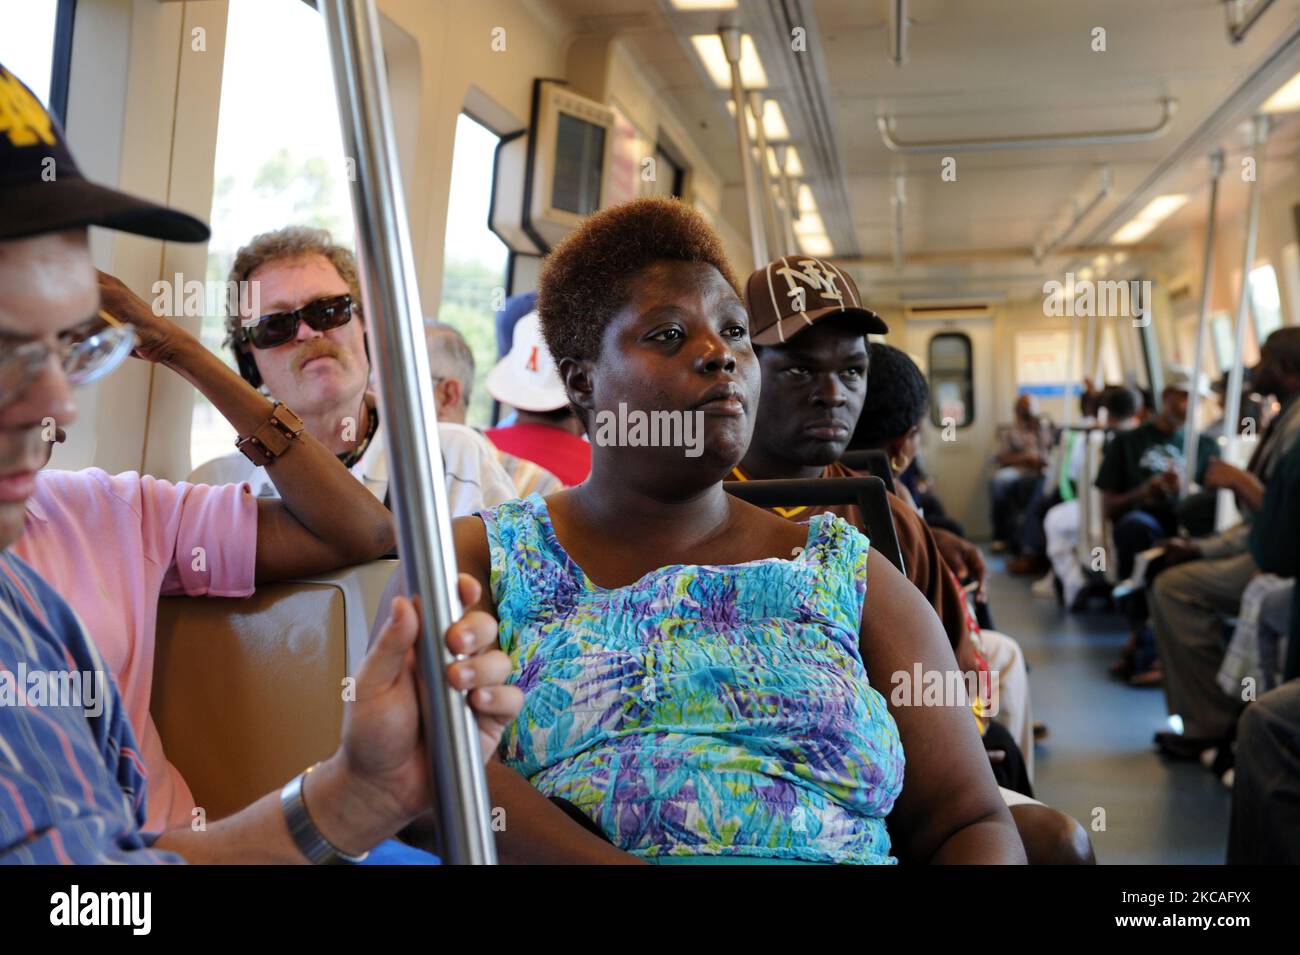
[1063,307,1080,426]
[891,173,906,269]
[318,0,496,864]
[775,145,800,252]
[1182,149,1224,495]
[747,91,782,255]
[776,174,797,253]
[720,27,767,267]
[1217,116,1269,530]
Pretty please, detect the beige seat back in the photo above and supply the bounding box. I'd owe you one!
[152,560,399,821]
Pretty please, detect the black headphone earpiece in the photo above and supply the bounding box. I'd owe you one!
[234,345,263,390]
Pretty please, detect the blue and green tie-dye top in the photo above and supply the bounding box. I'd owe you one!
[481,494,905,864]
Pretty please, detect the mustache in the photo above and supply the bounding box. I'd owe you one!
[294,340,347,374]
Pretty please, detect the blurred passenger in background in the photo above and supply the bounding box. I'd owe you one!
[425,321,475,425]
[484,311,590,489]
[427,319,563,497]
[990,394,1052,554]
[1097,371,1217,686]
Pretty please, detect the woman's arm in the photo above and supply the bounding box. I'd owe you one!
[98,272,394,581]
[452,516,644,864]
[859,548,1025,864]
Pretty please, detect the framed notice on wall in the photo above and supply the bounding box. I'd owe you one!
[1015,329,1081,398]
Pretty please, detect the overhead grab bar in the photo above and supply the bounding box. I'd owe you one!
[318,0,497,864]
[877,98,1178,154]
[1226,0,1278,45]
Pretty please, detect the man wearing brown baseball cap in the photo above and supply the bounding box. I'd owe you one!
[733,254,1094,863]
[0,62,519,863]
[734,256,978,651]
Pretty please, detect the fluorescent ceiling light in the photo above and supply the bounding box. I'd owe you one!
[670,0,737,8]
[1109,194,1188,244]
[800,234,833,257]
[784,147,804,177]
[1261,70,1300,113]
[690,34,767,89]
[794,212,825,237]
[760,100,788,140]
[797,183,816,214]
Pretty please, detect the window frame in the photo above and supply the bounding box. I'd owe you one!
[48,0,76,125]
[927,331,974,429]
[652,136,688,199]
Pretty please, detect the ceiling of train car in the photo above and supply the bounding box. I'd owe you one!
[542,0,1300,303]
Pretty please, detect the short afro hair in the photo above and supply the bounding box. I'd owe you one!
[1100,384,1141,422]
[851,342,930,449]
[536,197,739,363]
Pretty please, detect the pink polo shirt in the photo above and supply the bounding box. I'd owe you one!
[13,468,258,834]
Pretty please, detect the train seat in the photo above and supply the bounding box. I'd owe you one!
[723,475,905,575]
[151,560,399,821]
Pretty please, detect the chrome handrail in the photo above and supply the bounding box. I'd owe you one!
[1217,117,1269,531]
[1182,150,1224,498]
[877,99,1178,154]
[318,0,497,865]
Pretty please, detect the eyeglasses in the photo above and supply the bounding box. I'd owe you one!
[0,315,136,407]
[241,294,357,350]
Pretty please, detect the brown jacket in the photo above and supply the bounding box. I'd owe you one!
[730,461,969,651]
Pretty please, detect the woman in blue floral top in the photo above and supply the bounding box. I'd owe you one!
[451,197,1023,864]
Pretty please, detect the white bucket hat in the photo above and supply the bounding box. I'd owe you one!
[486,311,569,412]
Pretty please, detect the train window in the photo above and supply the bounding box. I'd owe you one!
[1284,243,1300,325]
[1,0,61,109]
[191,0,357,470]
[1210,313,1236,371]
[928,332,973,428]
[1248,264,1285,342]
[439,112,509,427]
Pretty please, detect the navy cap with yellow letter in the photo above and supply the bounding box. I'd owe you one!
[0,62,209,243]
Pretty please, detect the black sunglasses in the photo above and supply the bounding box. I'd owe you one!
[241,294,357,350]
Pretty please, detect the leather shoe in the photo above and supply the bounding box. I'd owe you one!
[1154,731,1222,760]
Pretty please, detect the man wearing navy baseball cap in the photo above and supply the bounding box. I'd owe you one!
[0,63,520,864]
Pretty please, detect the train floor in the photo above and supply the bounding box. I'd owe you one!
[985,553,1233,865]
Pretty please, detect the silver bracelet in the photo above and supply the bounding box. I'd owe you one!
[280,764,371,865]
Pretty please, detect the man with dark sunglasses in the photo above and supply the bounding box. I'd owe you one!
[0,62,521,864]
[187,225,514,516]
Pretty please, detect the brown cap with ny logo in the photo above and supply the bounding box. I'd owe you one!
[743,254,887,346]
[0,62,208,243]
